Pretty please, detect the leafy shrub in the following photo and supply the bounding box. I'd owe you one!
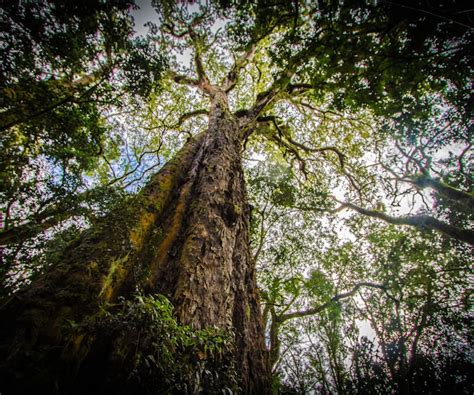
[97,293,238,394]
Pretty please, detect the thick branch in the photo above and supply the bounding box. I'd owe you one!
[336,201,474,245]
[162,22,190,38]
[408,283,432,365]
[252,206,268,263]
[192,45,208,84]
[269,307,281,368]
[174,109,209,128]
[169,71,200,87]
[1,144,164,246]
[414,175,474,212]
[187,27,211,88]
[0,63,112,132]
[1,95,73,132]
[286,83,314,94]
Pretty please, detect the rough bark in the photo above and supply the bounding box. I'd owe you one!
[0,97,270,393]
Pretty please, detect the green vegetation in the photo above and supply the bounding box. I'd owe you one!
[0,0,472,393]
[94,294,238,394]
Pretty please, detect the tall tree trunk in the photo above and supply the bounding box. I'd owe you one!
[0,98,270,394]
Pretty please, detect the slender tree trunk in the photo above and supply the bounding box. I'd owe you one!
[0,97,270,393]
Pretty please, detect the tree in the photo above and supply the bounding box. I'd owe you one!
[260,216,472,394]
[0,0,472,393]
[0,0,165,295]
[345,224,473,394]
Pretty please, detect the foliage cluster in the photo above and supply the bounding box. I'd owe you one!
[95,293,238,394]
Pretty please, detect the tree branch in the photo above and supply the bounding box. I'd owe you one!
[279,282,387,323]
[335,201,474,245]
[174,109,209,128]
[413,174,474,212]
[169,71,201,87]
[258,115,346,168]
[223,44,257,92]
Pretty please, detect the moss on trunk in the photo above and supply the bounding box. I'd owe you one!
[0,99,270,393]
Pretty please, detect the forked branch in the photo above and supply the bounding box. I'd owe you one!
[278,282,387,322]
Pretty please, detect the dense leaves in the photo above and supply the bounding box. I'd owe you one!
[93,294,238,393]
[0,0,167,291]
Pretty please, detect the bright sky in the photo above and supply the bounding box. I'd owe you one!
[131,0,157,37]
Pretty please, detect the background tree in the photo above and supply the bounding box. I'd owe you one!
[0,0,166,296]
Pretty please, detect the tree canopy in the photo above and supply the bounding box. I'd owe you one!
[0,0,472,393]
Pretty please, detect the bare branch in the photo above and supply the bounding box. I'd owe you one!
[266,128,309,177]
[122,161,163,190]
[258,115,346,168]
